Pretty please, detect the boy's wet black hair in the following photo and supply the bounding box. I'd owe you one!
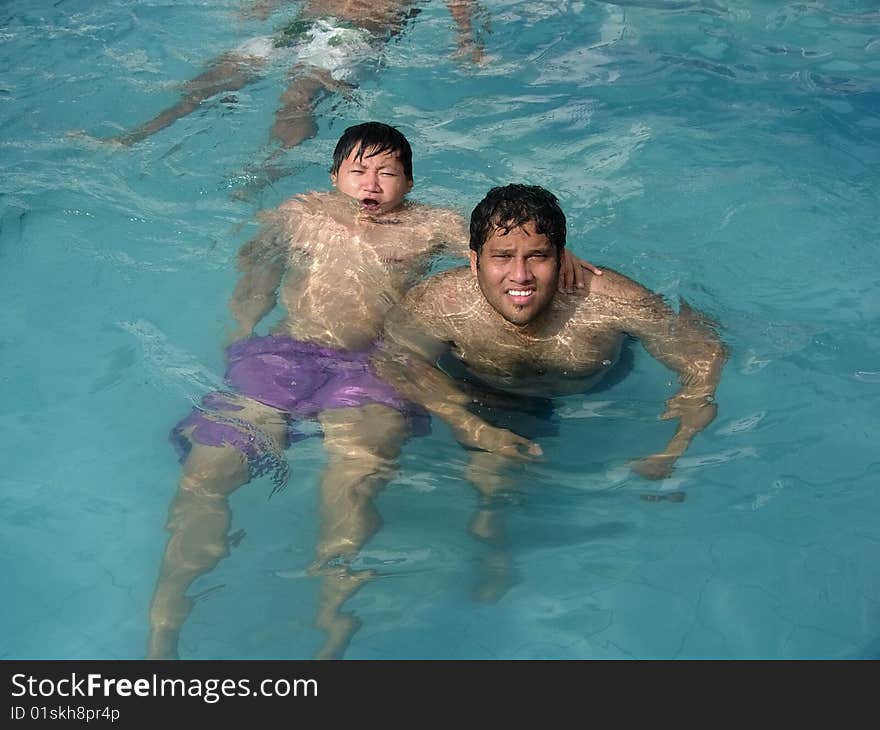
[331,122,413,180]
[469,184,567,257]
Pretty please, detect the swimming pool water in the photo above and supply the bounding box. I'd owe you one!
[1,0,878,659]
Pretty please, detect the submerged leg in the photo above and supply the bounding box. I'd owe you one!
[147,463,239,660]
[270,64,353,151]
[110,53,267,146]
[309,403,407,659]
[464,450,523,603]
[230,64,355,197]
[147,396,287,659]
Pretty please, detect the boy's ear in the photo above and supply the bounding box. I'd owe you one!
[469,250,479,275]
[330,172,338,187]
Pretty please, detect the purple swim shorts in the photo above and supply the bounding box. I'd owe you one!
[170,336,430,485]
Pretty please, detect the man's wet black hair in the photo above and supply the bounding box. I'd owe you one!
[331,122,413,180]
[469,184,567,257]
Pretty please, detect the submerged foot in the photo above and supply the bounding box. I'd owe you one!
[472,550,518,604]
[313,613,363,660]
[469,508,502,542]
[312,567,376,660]
[65,129,130,148]
[146,626,181,660]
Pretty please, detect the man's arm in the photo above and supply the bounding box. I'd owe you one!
[227,212,288,344]
[375,281,541,461]
[597,272,728,479]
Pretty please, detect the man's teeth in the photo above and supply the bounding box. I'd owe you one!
[508,290,533,297]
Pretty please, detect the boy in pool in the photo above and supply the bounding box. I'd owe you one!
[149,122,601,659]
[96,0,486,185]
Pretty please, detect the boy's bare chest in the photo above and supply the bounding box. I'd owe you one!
[293,217,438,269]
[352,226,434,262]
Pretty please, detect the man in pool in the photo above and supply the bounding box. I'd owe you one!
[375,184,728,524]
[148,123,601,660]
[97,0,485,184]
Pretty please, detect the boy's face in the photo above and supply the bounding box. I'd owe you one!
[331,146,413,215]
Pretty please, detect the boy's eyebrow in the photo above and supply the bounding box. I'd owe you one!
[350,157,399,168]
[350,162,402,173]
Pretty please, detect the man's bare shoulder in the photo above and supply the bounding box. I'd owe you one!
[575,266,674,329]
[587,267,661,304]
[402,266,477,316]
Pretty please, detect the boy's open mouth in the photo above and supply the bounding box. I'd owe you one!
[360,198,381,210]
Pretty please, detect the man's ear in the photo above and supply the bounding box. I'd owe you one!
[406,177,413,193]
[469,250,479,275]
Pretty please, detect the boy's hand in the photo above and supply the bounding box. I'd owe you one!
[558,251,603,292]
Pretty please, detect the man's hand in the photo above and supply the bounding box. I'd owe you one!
[631,393,717,479]
[630,452,677,480]
[558,251,603,292]
[453,414,543,461]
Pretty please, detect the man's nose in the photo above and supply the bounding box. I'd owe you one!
[510,257,534,282]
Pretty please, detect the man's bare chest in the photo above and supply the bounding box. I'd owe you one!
[446,322,625,383]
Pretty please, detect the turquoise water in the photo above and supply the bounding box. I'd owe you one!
[2,0,878,659]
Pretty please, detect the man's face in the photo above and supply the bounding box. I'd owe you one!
[330,146,413,215]
[469,220,560,327]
